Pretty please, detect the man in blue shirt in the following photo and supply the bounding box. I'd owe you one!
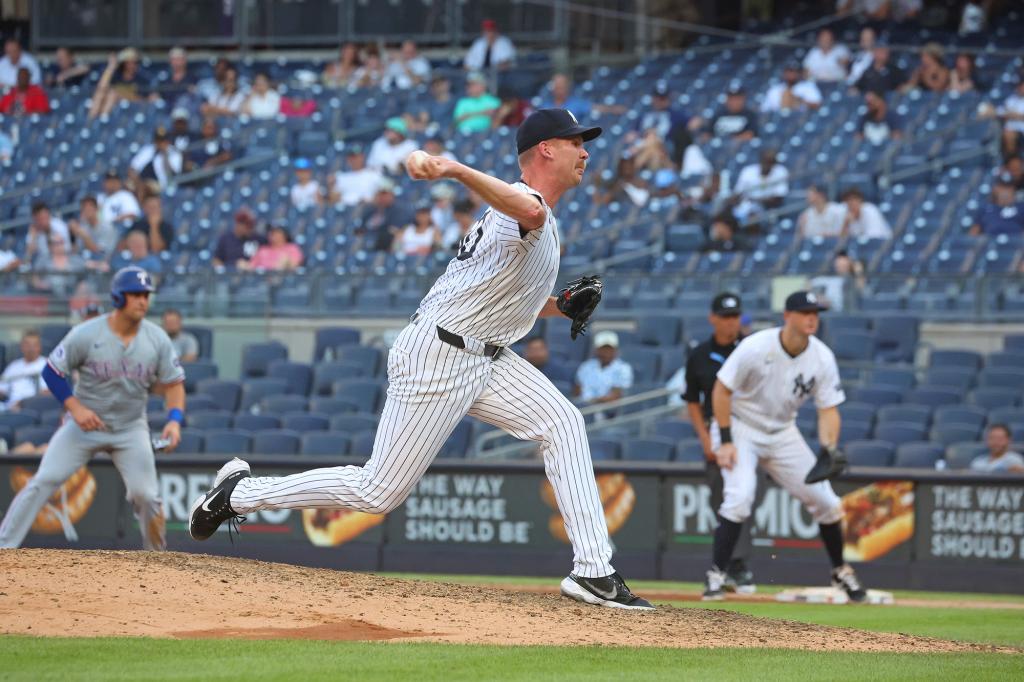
[574,331,633,409]
[539,74,593,120]
[971,173,1024,236]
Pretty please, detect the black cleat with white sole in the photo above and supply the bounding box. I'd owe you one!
[831,564,868,603]
[560,572,654,610]
[189,458,251,541]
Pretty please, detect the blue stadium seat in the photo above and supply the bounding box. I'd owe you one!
[331,380,382,413]
[282,412,331,432]
[637,315,682,347]
[931,424,981,446]
[310,396,359,414]
[986,352,1024,370]
[968,387,1021,410]
[187,411,233,430]
[903,387,962,408]
[196,379,242,412]
[1004,335,1024,353]
[619,347,661,384]
[674,439,706,463]
[239,378,290,411]
[0,413,38,430]
[187,394,221,413]
[203,430,252,455]
[621,437,676,462]
[840,420,873,442]
[978,368,1024,390]
[265,360,314,396]
[251,429,301,455]
[654,419,697,441]
[329,414,380,434]
[301,431,352,456]
[987,407,1024,425]
[874,422,928,445]
[349,429,376,458]
[944,441,987,470]
[37,409,63,428]
[921,369,975,392]
[185,326,214,358]
[332,346,383,376]
[845,440,896,467]
[313,362,367,394]
[241,341,289,379]
[894,442,944,468]
[831,331,875,361]
[181,360,218,393]
[929,349,983,370]
[933,405,987,430]
[233,413,282,431]
[314,327,361,361]
[873,317,918,362]
[15,425,54,446]
[261,395,310,414]
[849,387,902,405]
[19,394,56,413]
[39,324,70,354]
[176,432,204,454]
[838,401,877,424]
[589,438,621,461]
[439,420,473,458]
[866,368,917,390]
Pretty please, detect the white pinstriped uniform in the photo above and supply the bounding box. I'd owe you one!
[231,182,615,578]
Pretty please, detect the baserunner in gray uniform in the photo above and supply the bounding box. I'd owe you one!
[0,267,185,550]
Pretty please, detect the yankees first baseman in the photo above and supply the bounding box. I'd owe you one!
[703,291,866,602]
[0,267,185,550]
[190,108,653,610]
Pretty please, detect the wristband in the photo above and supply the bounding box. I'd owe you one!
[720,426,732,444]
[167,408,184,424]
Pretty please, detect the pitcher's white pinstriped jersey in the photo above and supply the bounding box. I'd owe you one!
[416,182,559,346]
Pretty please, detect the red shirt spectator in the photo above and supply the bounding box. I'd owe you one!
[0,67,50,114]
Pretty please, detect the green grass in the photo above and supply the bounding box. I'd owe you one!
[0,637,1020,682]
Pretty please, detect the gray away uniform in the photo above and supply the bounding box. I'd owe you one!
[0,314,185,549]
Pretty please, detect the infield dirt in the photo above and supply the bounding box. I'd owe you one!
[0,549,1017,653]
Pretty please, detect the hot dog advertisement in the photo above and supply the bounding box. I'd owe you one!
[540,473,636,543]
[9,466,97,538]
[301,508,386,547]
[841,481,915,561]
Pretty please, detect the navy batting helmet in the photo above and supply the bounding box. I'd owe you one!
[110,266,156,308]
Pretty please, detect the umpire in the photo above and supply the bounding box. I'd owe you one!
[682,292,758,595]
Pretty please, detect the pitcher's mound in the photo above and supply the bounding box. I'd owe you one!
[0,550,1007,652]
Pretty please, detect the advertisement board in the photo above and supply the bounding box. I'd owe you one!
[915,483,1024,563]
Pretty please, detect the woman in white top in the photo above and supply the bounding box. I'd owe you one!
[798,185,847,238]
[802,29,850,82]
[841,188,892,240]
[202,67,246,117]
[242,73,281,119]
[396,204,441,256]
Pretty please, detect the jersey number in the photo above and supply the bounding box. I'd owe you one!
[456,224,484,261]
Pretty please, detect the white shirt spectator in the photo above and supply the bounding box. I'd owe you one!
[464,36,517,71]
[803,44,851,82]
[290,179,322,211]
[665,366,686,408]
[208,89,246,114]
[800,202,847,238]
[846,202,891,239]
[999,92,1024,134]
[384,57,431,90]
[332,167,385,207]
[98,189,142,228]
[680,145,712,179]
[960,2,986,35]
[0,50,42,89]
[245,90,281,119]
[130,144,184,189]
[0,355,46,410]
[848,50,874,85]
[27,217,70,261]
[366,136,417,175]
[734,163,789,201]
[396,225,439,255]
[761,80,822,112]
[0,248,18,271]
[576,358,634,403]
[970,451,1024,473]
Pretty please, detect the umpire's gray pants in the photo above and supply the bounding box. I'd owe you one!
[0,421,165,550]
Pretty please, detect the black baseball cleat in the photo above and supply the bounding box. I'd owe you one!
[560,572,655,610]
[724,558,757,595]
[189,458,251,541]
[831,564,868,603]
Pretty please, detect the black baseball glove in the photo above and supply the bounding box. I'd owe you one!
[556,274,603,340]
[805,445,848,484]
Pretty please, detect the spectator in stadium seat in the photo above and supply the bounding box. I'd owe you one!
[960,1,987,35]
[0,245,21,273]
[244,225,303,272]
[394,202,442,256]
[384,40,431,90]
[970,424,1024,474]
[429,181,457,238]
[630,129,674,174]
[329,144,384,208]
[761,64,822,113]
[733,149,789,219]
[0,128,12,162]
[575,331,633,411]
[0,67,50,115]
[991,78,1024,157]
[799,185,847,239]
[170,107,194,152]
[632,84,700,161]
[464,19,516,72]
[358,178,408,252]
[367,117,417,175]
[492,85,531,128]
[524,337,574,384]
[597,153,649,207]
[29,231,84,295]
[24,202,70,266]
[241,72,281,120]
[703,214,745,253]
[122,194,174,254]
[857,90,902,145]
[847,27,877,86]
[0,38,41,89]
[853,44,905,94]
[0,330,47,412]
[68,196,117,257]
[352,44,387,90]
[811,250,866,312]
[212,209,264,269]
[409,75,455,133]
[290,158,323,211]
[970,173,1024,236]
[45,47,90,90]
[128,127,183,193]
[281,91,317,119]
[196,57,233,102]
[89,48,147,119]
[997,155,1024,195]
[109,230,162,274]
[423,136,457,162]
[802,29,849,83]
[949,53,984,94]
[97,170,141,229]
[151,46,194,106]
[188,118,233,171]
[901,43,950,93]
[709,86,756,141]
[162,309,199,362]
[454,72,501,134]
[841,188,892,240]
[443,199,476,250]
[539,73,593,120]
[201,66,246,117]
[322,43,362,88]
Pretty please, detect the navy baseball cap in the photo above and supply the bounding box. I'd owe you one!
[785,290,828,312]
[516,108,602,155]
[711,292,742,315]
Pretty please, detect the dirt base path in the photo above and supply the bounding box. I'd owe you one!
[0,550,1016,653]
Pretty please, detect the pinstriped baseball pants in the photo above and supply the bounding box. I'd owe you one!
[231,319,615,578]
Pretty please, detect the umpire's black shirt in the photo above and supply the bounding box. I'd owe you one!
[683,335,742,422]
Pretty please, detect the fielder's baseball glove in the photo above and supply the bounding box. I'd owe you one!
[556,274,603,340]
[805,445,848,484]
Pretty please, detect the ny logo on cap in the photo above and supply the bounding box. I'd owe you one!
[724,297,737,308]
[806,292,818,304]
